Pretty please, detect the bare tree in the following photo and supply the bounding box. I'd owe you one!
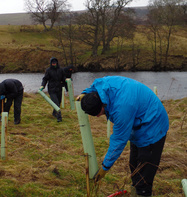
[99,0,133,54]
[47,0,69,30]
[146,7,163,70]
[76,0,103,57]
[147,0,185,70]
[76,0,134,56]
[25,0,69,30]
[112,12,137,70]
[180,1,187,24]
[54,12,78,66]
[25,0,49,30]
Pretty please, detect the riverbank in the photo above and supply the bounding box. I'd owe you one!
[0,25,187,73]
[0,93,186,196]
[0,47,187,73]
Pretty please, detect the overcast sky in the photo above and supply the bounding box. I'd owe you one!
[0,0,149,14]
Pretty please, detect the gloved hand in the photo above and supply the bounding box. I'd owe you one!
[93,167,107,183]
[39,86,44,91]
[76,94,85,101]
[0,95,5,100]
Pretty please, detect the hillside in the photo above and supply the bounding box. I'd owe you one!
[0,10,186,73]
[0,7,148,26]
[0,13,32,26]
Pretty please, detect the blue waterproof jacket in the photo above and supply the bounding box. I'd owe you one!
[82,76,169,171]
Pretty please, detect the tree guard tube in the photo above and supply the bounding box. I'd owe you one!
[107,120,111,138]
[76,101,99,179]
[1,112,8,160]
[66,78,75,110]
[182,179,187,197]
[38,90,60,112]
[62,87,65,108]
[154,86,158,96]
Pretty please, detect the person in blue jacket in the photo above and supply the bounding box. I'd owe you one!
[77,76,169,197]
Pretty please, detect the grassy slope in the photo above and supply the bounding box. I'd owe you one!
[0,25,187,72]
[0,93,186,197]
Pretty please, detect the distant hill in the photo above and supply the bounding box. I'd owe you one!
[0,7,148,26]
[0,13,33,25]
[132,6,149,22]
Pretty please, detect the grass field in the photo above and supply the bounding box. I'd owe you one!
[0,93,186,197]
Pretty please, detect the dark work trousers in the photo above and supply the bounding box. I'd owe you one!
[4,91,23,122]
[129,135,166,196]
[49,91,62,120]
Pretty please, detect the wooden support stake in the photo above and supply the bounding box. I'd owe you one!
[5,116,8,160]
[85,153,90,197]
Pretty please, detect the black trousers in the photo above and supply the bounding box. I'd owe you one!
[3,91,23,122]
[49,91,62,119]
[129,135,166,196]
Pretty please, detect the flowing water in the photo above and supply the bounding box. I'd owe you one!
[0,71,187,100]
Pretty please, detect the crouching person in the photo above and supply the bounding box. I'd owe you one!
[77,76,169,197]
[0,79,24,124]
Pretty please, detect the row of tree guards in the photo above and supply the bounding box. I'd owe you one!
[0,79,75,161]
[38,79,99,179]
[1,81,186,196]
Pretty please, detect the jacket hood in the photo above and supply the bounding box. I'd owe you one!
[50,57,59,68]
[64,64,74,72]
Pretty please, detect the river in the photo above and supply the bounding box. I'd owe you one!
[0,72,187,100]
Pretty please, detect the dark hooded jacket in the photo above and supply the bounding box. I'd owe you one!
[41,57,66,94]
[0,79,23,99]
[63,64,74,79]
[63,64,74,91]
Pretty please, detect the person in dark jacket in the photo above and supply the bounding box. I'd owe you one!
[77,76,169,197]
[0,79,24,124]
[63,64,74,92]
[40,57,66,122]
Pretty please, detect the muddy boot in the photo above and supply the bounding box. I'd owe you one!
[14,119,21,125]
[131,186,137,197]
[56,111,62,122]
[52,110,57,118]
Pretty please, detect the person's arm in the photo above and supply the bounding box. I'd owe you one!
[41,69,50,89]
[102,104,137,171]
[94,103,136,182]
[61,68,68,91]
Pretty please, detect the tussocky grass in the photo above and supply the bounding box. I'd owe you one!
[0,93,186,196]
